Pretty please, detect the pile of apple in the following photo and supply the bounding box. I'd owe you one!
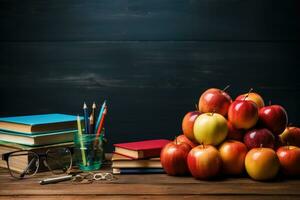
[160,87,300,181]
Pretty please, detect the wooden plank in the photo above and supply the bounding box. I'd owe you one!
[0,169,300,196]
[0,168,299,186]
[0,172,294,185]
[0,41,300,151]
[0,168,299,198]
[1,41,299,90]
[0,0,299,41]
[0,195,299,200]
[0,182,300,195]
[1,175,300,187]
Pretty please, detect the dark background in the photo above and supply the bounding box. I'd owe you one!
[0,0,299,151]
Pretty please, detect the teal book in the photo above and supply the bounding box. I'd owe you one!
[0,129,77,146]
[0,114,82,134]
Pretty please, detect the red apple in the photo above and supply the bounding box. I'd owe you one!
[219,140,248,175]
[243,128,275,150]
[160,141,191,176]
[236,92,265,109]
[245,148,280,181]
[198,88,232,117]
[228,100,258,129]
[193,113,228,146]
[187,145,222,179]
[182,111,201,141]
[277,146,300,176]
[175,134,198,148]
[279,126,300,147]
[226,121,244,141]
[259,105,288,135]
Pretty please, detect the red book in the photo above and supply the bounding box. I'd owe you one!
[114,139,170,159]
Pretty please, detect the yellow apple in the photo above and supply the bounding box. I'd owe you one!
[245,148,280,181]
[193,113,228,146]
[236,92,265,109]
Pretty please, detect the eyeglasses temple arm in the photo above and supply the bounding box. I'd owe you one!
[2,153,10,161]
[20,157,37,178]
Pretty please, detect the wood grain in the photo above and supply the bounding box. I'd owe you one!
[0,41,300,151]
[0,1,299,151]
[0,168,299,199]
[0,0,299,41]
[0,195,299,200]
[0,1,299,198]
[0,196,299,200]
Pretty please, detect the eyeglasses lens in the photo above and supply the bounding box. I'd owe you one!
[46,148,72,174]
[8,151,39,179]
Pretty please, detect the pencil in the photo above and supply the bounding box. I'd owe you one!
[83,102,89,134]
[77,115,87,166]
[89,113,94,135]
[95,106,107,137]
[89,102,96,134]
[94,100,106,133]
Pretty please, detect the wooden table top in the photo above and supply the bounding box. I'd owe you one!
[0,167,299,200]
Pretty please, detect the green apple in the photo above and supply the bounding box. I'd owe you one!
[193,113,228,146]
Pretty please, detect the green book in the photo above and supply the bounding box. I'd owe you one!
[0,129,77,146]
[0,140,74,150]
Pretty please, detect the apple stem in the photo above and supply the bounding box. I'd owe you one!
[175,136,177,145]
[269,100,272,106]
[195,103,199,111]
[211,108,217,116]
[222,85,230,92]
[211,111,215,116]
[260,144,263,148]
[243,88,253,100]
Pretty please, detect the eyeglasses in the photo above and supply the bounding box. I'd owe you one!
[2,147,72,179]
[72,172,117,184]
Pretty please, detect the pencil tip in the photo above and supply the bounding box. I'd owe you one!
[92,102,96,109]
[83,102,87,109]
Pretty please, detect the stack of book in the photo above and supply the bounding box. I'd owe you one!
[0,113,80,171]
[112,139,170,174]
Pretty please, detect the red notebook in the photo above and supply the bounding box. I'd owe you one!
[114,139,170,159]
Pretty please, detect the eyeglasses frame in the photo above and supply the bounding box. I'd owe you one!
[1,147,73,179]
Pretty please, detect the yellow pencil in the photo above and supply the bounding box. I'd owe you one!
[77,115,87,166]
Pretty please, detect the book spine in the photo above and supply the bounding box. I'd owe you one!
[141,148,162,159]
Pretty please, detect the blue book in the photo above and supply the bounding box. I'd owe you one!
[0,114,81,134]
[112,168,165,174]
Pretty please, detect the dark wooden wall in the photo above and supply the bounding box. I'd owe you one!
[0,0,299,151]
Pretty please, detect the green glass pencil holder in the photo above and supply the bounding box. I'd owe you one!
[74,131,104,171]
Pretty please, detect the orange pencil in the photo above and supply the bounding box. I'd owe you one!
[95,106,107,138]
